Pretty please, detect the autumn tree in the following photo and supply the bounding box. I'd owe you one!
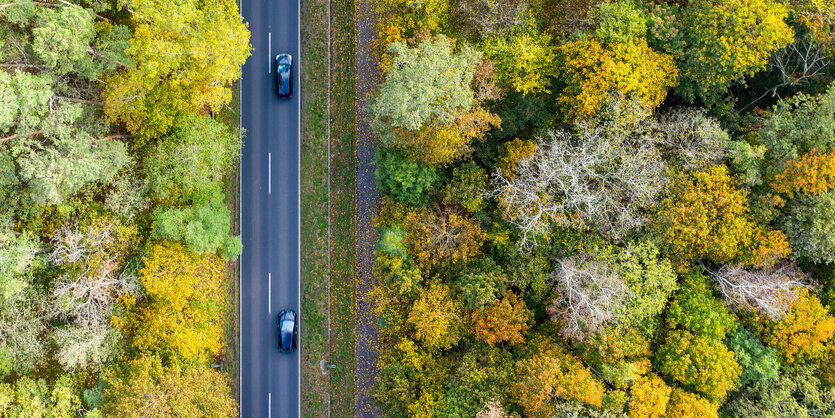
[493,100,668,247]
[665,388,718,418]
[443,161,488,212]
[1,375,81,418]
[101,355,236,417]
[676,0,795,104]
[407,283,465,349]
[705,262,809,320]
[652,165,790,269]
[514,337,605,415]
[437,345,514,416]
[104,0,251,138]
[549,240,677,341]
[629,373,671,418]
[484,21,557,96]
[126,242,228,364]
[49,217,139,370]
[368,35,500,165]
[402,204,486,271]
[372,338,450,417]
[753,290,835,365]
[472,291,532,345]
[656,273,741,401]
[554,36,677,121]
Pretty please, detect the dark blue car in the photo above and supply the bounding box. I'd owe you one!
[278,310,298,353]
[275,54,293,97]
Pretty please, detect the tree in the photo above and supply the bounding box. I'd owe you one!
[452,0,530,41]
[493,101,668,247]
[456,267,507,309]
[652,165,790,269]
[549,241,676,342]
[656,273,741,401]
[402,204,486,271]
[484,21,557,96]
[725,325,780,385]
[443,161,488,212]
[31,4,96,77]
[0,221,38,299]
[375,147,439,207]
[472,291,532,345]
[372,338,449,416]
[555,36,677,121]
[656,108,729,170]
[126,242,228,364]
[49,217,139,370]
[145,114,241,200]
[628,373,671,418]
[437,345,514,416]
[781,190,835,263]
[676,0,795,104]
[101,355,237,417]
[152,193,241,259]
[0,292,46,378]
[17,103,130,206]
[368,35,499,165]
[4,375,81,418]
[665,388,718,418]
[754,290,835,365]
[104,0,251,138]
[514,338,605,415]
[591,0,648,44]
[706,262,809,320]
[407,283,464,349]
[771,149,835,197]
[722,365,835,417]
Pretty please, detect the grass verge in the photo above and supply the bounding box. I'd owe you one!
[300,0,357,415]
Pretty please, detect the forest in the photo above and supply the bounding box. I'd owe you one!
[0,0,249,415]
[368,0,835,416]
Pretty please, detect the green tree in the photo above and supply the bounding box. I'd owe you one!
[145,114,241,200]
[484,20,557,96]
[0,222,38,299]
[443,161,488,212]
[101,355,237,417]
[31,4,96,77]
[656,273,741,401]
[104,0,251,138]
[725,325,780,385]
[677,0,795,104]
[375,147,439,206]
[591,0,648,43]
[723,365,835,417]
[152,192,241,259]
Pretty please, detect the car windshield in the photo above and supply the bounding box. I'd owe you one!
[278,64,290,72]
[281,317,294,333]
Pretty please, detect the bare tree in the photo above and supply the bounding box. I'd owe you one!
[657,108,729,169]
[53,319,121,371]
[548,256,628,342]
[705,262,810,320]
[492,118,667,249]
[452,0,529,41]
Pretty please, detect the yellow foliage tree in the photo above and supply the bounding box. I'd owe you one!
[664,387,718,418]
[555,36,678,121]
[754,290,835,364]
[514,337,605,415]
[629,373,671,418]
[127,242,227,364]
[771,149,835,197]
[653,165,790,270]
[407,283,465,349]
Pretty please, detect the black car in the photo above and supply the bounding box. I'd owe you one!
[275,54,293,97]
[278,309,298,353]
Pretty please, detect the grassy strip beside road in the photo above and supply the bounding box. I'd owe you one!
[300,0,357,415]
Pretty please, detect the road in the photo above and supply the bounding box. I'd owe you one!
[239,0,301,415]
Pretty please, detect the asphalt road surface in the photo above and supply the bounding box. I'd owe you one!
[239,0,301,415]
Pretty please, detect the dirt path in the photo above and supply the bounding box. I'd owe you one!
[354,0,381,415]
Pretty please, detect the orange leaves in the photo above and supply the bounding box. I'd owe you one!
[755,290,835,365]
[471,292,532,345]
[771,149,835,197]
[653,165,789,270]
[514,338,605,415]
[555,37,678,121]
